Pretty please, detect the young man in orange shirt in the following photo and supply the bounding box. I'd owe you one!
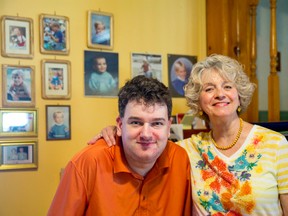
[48,75,192,215]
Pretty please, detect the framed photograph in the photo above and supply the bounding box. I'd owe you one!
[168,54,197,97]
[1,15,33,58]
[39,14,69,55]
[87,11,113,50]
[0,140,38,171]
[41,59,71,99]
[2,64,35,107]
[0,108,38,137]
[131,53,162,81]
[46,105,71,140]
[84,50,118,97]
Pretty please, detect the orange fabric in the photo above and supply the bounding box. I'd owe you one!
[47,137,192,216]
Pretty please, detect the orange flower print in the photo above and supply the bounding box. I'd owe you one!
[252,135,263,146]
[201,154,236,193]
[221,181,255,214]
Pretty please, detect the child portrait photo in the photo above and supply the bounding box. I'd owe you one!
[46,105,71,140]
[1,15,33,58]
[131,53,162,81]
[0,140,38,170]
[2,64,35,107]
[84,50,118,97]
[168,54,197,97]
[41,59,71,99]
[3,145,31,165]
[39,14,69,55]
[88,11,113,49]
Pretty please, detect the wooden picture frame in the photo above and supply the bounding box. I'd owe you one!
[0,108,38,137]
[41,59,71,99]
[46,105,71,140]
[0,140,38,171]
[1,15,34,58]
[2,64,35,107]
[84,50,119,97]
[39,14,69,55]
[131,53,162,81]
[168,54,197,97]
[87,10,113,50]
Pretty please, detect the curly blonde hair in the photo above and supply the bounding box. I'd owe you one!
[184,54,256,121]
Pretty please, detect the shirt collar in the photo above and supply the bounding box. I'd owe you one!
[113,136,170,175]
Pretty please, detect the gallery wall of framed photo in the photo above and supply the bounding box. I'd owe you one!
[0,0,206,215]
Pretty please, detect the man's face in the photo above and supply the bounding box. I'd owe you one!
[116,100,171,167]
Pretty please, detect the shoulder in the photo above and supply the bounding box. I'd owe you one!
[89,72,99,79]
[103,72,113,78]
[177,131,210,153]
[253,125,287,141]
[165,141,190,160]
[71,139,114,166]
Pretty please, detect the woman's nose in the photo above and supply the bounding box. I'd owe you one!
[215,88,225,99]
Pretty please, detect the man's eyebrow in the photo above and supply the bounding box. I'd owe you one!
[127,117,166,121]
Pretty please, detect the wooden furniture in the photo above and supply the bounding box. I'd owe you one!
[206,0,280,122]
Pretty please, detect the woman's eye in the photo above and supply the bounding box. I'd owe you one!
[204,87,213,92]
[224,85,233,90]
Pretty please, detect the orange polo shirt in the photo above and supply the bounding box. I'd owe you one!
[47,137,192,216]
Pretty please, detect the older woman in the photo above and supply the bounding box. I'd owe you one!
[181,54,288,215]
[91,54,288,215]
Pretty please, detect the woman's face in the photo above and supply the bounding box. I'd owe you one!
[199,69,240,121]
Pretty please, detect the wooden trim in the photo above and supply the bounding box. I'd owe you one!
[268,0,280,121]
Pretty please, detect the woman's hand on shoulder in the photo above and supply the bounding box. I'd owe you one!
[87,125,117,147]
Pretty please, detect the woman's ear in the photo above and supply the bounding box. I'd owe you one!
[116,116,122,136]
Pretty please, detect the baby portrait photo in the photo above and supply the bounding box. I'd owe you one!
[1,15,33,58]
[87,11,113,49]
[46,105,71,140]
[84,50,119,97]
[131,53,162,81]
[39,14,69,55]
[168,54,197,97]
[2,64,35,107]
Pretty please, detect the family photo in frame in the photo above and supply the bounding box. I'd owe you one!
[1,15,33,58]
[87,11,113,50]
[0,108,38,137]
[84,50,118,97]
[39,14,69,55]
[46,105,71,140]
[41,59,71,99]
[168,54,197,97]
[2,64,35,107]
[131,53,162,81]
[0,140,38,171]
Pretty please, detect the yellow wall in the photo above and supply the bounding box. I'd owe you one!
[0,0,206,215]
